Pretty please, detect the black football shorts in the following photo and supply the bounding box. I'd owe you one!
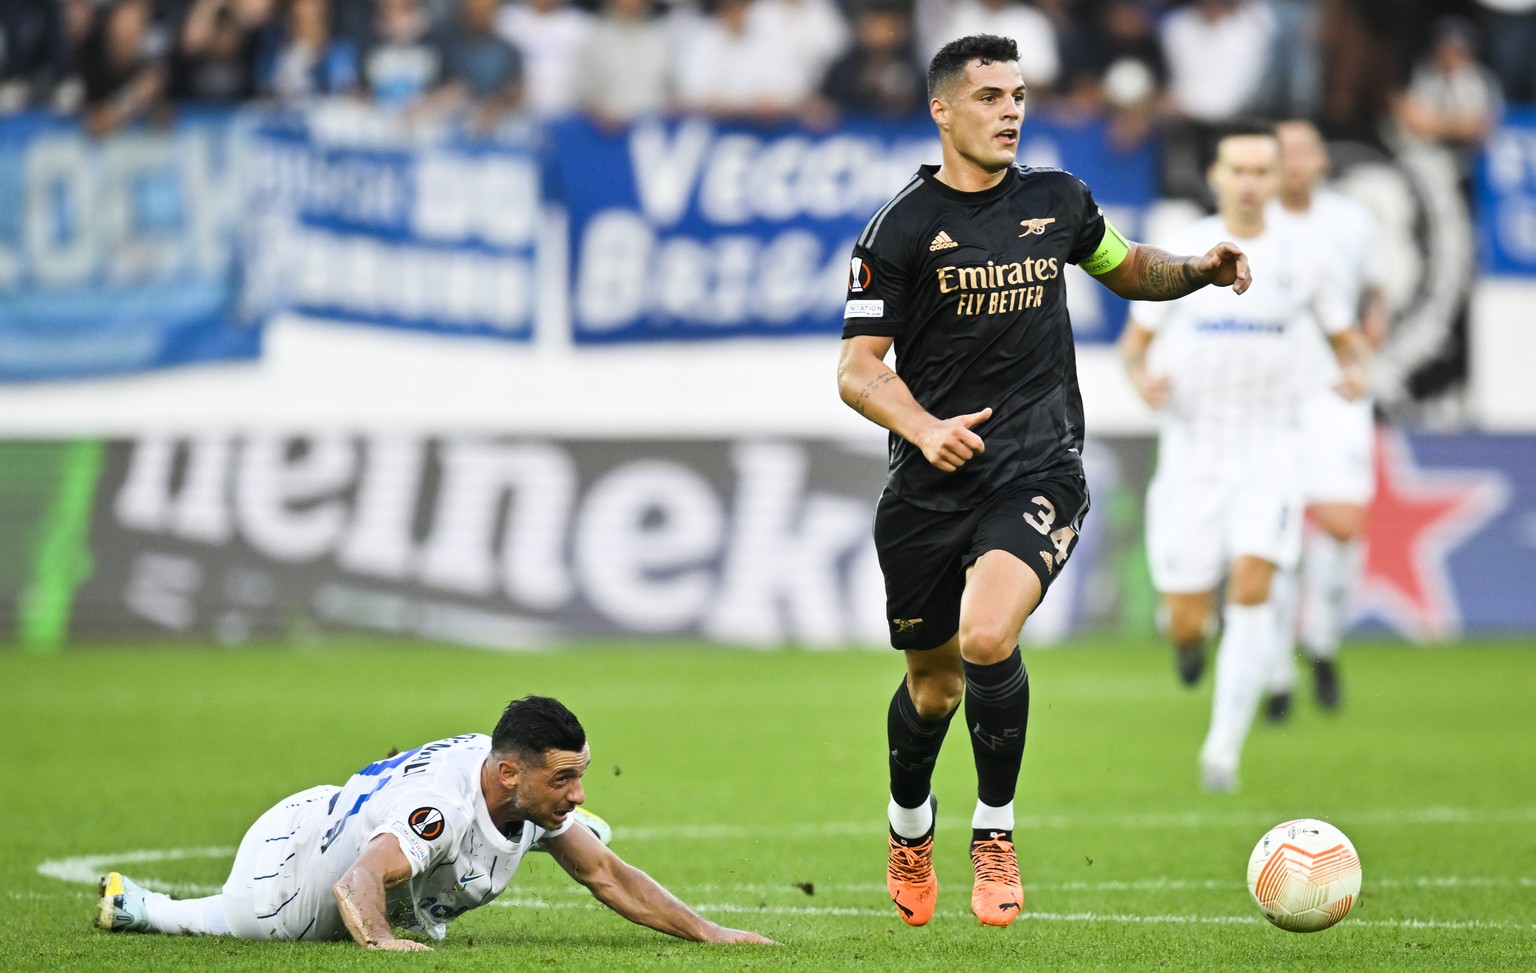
[872,473,1090,651]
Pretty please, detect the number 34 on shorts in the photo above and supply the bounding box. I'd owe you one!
[1022,494,1077,575]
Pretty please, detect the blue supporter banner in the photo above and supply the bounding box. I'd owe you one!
[546,114,1156,345]
[0,111,259,381]
[244,108,539,341]
[1478,107,1536,275]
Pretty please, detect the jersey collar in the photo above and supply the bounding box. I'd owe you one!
[919,163,1018,204]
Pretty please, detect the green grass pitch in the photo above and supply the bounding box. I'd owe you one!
[2,637,1532,971]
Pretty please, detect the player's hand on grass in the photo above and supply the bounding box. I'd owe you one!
[918,407,992,472]
[705,926,778,944]
[1194,241,1252,295]
[367,938,432,952]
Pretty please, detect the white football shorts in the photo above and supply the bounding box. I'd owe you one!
[1145,465,1304,593]
[221,785,347,942]
[1298,391,1375,506]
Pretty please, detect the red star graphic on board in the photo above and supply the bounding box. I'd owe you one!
[1354,428,1509,641]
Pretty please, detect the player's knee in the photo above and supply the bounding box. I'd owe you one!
[1229,557,1275,606]
[1165,603,1208,645]
[1166,615,1205,645]
[957,619,1018,665]
[1228,576,1271,606]
[908,674,964,719]
[1316,508,1365,542]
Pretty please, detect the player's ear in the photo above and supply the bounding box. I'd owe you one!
[496,755,522,788]
[930,96,948,129]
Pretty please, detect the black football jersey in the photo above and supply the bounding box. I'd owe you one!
[842,163,1107,512]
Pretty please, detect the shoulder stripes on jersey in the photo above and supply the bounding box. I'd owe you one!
[858,174,925,249]
[1013,163,1067,177]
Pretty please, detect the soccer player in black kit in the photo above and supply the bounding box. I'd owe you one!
[837,34,1253,928]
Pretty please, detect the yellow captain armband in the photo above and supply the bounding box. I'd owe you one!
[1079,219,1131,276]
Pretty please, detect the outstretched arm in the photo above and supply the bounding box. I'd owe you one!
[332,835,431,952]
[837,334,992,473]
[1117,319,1168,410]
[1093,241,1252,301]
[541,824,774,944]
[1328,327,1371,401]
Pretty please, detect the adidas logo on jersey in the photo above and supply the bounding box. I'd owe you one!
[929,231,958,251]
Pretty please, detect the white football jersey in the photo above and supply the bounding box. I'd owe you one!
[244,733,571,942]
[1267,189,1381,392]
[1130,214,1351,476]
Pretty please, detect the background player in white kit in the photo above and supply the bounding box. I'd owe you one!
[1118,122,1369,791]
[1262,119,1388,720]
[94,696,773,950]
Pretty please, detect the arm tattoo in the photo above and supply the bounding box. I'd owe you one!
[854,371,899,416]
[1136,247,1201,299]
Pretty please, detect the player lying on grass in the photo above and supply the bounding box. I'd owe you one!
[94,695,773,950]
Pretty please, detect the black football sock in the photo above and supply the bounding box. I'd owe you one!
[964,647,1030,808]
[887,677,957,811]
[1174,635,1207,686]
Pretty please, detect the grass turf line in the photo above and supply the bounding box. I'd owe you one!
[1,637,1533,971]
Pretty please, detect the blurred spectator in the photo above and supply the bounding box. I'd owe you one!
[78,0,169,136]
[1161,0,1273,125]
[930,0,1060,93]
[361,0,443,109]
[810,0,924,123]
[45,0,98,113]
[574,0,674,127]
[1159,0,1275,199]
[334,0,375,51]
[1255,0,1321,119]
[0,0,57,109]
[1055,0,1167,148]
[496,0,593,119]
[169,0,276,103]
[1392,16,1502,178]
[437,0,524,130]
[1470,0,1536,104]
[748,0,849,107]
[1316,0,1429,142]
[261,0,361,102]
[673,0,802,122]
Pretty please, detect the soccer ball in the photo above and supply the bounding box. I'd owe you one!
[1246,819,1362,932]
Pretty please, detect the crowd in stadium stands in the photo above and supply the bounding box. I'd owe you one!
[0,1,1525,185]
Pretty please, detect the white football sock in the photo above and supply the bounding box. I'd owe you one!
[145,893,233,936]
[972,799,1014,833]
[1265,568,1299,694]
[1202,601,1276,772]
[1300,533,1361,661]
[889,794,934,840]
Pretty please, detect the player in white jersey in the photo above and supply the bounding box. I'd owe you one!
[1118,122,1369,791]
[1261,119,1388,719]
[94,696,773,951]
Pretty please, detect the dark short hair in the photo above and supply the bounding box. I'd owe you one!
[491,695,586,760]
[1208,118,1279,167]
[1216,118,1279,143]
[927,34,1020,99]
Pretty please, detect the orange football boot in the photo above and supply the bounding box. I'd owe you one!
[887,831,938,926]
[970,832,1024,926]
